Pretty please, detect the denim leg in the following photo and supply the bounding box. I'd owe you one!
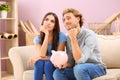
[44,61,55,80]
[34,60,44,80]
[53,68,76,80]
[74,63,106,80]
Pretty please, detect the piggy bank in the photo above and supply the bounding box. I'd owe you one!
[50,50,68,67]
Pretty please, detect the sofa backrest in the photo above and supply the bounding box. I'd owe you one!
[9,35,120,70]
[97,35,120,68]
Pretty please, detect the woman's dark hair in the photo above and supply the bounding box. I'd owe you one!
[40,12,60,51]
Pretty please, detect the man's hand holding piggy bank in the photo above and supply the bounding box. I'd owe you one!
[50,50,68,69]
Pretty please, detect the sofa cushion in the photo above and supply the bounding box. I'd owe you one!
[23,70,46,80]
[23,70,34,80]
[93,69,120,80]
[24,69,120,80]
[97,35,120,68]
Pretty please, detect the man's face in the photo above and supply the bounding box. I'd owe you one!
[63,12,79,30]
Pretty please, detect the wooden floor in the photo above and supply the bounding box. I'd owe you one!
[1,72,14,80]
[2,77,14,80]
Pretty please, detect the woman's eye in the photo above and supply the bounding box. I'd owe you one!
[45,18,49,21]
[51,20,55,23]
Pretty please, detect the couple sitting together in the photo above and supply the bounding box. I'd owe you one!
[28,8,106,80]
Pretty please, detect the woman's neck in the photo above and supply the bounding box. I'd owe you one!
[49,31,53,37]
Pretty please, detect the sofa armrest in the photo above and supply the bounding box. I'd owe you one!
[9,45,37,80]
[9,47,24,80]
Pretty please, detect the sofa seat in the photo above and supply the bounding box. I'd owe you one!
[93,69,120,80]
[23,69,120,80]
[23,70,34,80]
[23,70,46,80]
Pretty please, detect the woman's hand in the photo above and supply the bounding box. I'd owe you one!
[28,56,40,66]
[40,25,49,35]
[28,56,50,66]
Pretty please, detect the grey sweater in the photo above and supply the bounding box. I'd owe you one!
[66,27,106,68]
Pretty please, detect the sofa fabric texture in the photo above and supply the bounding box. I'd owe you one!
[97,35,120,68]
[9,35,120,80]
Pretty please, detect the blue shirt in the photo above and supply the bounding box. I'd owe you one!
[33,32,67,56]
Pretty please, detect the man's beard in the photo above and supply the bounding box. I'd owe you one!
[67,26,77,31]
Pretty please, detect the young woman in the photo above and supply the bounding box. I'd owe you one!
[29,12,67,80]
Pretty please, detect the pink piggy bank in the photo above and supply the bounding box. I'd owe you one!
[50,50,68,67]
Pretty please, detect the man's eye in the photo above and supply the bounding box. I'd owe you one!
[67,17,70,20]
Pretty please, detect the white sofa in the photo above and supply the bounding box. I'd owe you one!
[9,35,120,80]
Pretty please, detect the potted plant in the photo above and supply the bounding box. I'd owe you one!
[0,4,10,18]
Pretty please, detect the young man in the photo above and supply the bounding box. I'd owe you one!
[53,8,106,80]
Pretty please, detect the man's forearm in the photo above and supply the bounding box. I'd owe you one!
[70,37,82,61]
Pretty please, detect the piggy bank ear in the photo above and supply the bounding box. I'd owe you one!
[51,50,56,54]
[50,50,57,65]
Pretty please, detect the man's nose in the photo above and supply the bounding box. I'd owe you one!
[65,19,69,23]
[64,21,69,26]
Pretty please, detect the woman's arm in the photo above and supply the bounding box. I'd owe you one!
[57,42,66,51]
[57,32,67,51]
[37,33,49,57]
[36,25,49,57]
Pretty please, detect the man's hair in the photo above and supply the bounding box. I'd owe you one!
[62,8,84,27]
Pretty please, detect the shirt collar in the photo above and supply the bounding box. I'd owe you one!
[77,27,84,39]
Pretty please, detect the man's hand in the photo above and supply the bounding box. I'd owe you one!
[54,62,74,69]
[54,63,67,69]
[68,28,78,39]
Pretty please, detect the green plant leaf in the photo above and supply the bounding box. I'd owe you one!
[0,4,11,11]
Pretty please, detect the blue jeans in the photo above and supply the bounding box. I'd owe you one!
[53,63,106,80]
[34,60,55,80]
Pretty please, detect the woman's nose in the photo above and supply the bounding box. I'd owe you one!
[47,20,51,24]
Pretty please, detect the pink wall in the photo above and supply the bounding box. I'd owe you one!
[18,0,120,45]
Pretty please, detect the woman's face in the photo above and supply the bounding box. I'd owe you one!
[43,14,55,31]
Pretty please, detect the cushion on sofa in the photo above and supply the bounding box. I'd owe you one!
[23,70,46,80]
[93,69,120,80]
[23,70,34,80]
[97,35,120,68]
